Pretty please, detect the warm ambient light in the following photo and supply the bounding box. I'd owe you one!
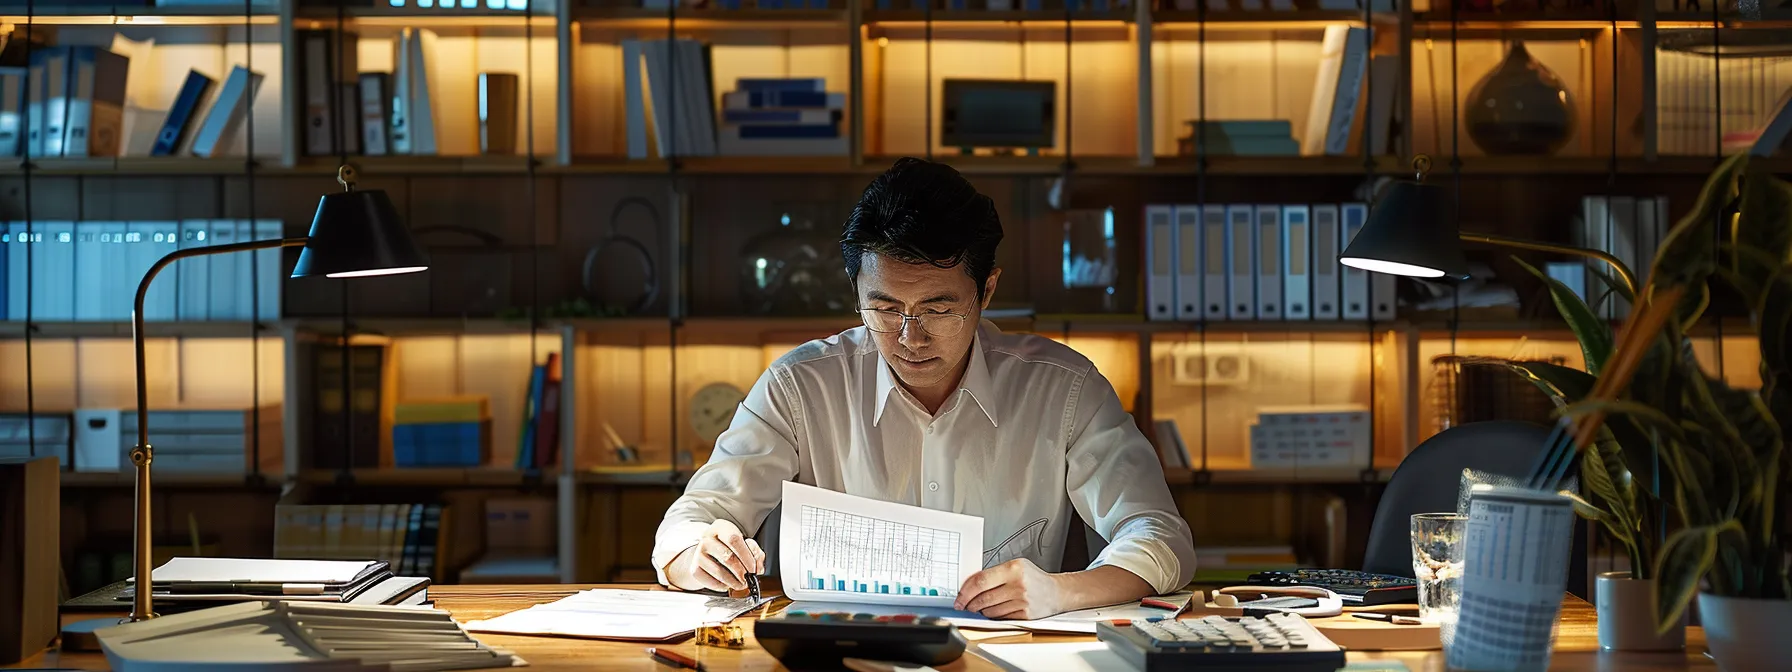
[1339,257,1448,278]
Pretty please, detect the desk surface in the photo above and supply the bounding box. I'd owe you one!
[11,584,1716,671]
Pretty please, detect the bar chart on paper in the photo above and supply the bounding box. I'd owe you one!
[799,505,962,598]
[780,481,983,608]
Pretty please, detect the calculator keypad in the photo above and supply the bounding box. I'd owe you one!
[1131,614,1315,650]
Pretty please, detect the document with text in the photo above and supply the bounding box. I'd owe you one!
[779,481,983,608]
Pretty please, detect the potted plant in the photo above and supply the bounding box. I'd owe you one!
[1497,256,1682,652]
[1559,152,1791,670]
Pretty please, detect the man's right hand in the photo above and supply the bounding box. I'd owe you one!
[666,519,766,592]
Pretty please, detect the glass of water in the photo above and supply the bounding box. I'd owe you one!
[1411,512,1467,625]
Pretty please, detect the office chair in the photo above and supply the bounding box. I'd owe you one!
[1361,420,1591,598]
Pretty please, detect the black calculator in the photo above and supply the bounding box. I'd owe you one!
[1244,568,1418,606]
[753,609,967,670]
[1097,614,1346,672]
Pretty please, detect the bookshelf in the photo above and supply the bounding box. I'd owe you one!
[2,0,1784,583]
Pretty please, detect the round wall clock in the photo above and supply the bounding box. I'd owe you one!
[689,382,747,444]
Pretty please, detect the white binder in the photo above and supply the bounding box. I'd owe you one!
[176,220,211,320]
[39,222,76,321]
[1282,205,1311,320]
[132,221,178,321]
[1343,203,1394,320]
[1146,205,1175,322]
[255,220,283,322]
[1311,204,1341,320]
[74,222,129,321]
[72,408,122,472]
[1201,204,1229,321]
[1342,204,1370,320]
[1226,205,1256,320]
[208,220,239,321]
[1254,205,1282,320]
[5,222,24,319]
[1174,205,1203,321]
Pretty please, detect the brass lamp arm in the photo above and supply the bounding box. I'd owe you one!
[1459,232,1639,299]
[126,235,310,623]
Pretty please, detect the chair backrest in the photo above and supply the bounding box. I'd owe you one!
[1363,420,1590,597]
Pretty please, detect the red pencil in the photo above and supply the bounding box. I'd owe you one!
[647,647,706,671]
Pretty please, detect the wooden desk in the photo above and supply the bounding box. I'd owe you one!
[9,584,1715,671]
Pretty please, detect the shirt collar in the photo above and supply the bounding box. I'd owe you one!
[873,324,1000,428]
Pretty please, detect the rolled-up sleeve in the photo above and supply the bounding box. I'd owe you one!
[1063,369,1197,594]
[651,365,803,586]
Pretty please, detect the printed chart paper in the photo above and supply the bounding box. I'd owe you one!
[780,481,983,608]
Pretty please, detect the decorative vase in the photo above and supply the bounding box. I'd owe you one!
[1465,41,1576,156]
[1595,572,1685,651]
[1698,593,1792,671]
[738,207,853,316]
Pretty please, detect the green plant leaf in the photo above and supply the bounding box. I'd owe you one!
[1652,521,1743,633]
[1591,265,1637,305]
[1758,272,1792,392]
[1730,165,1792,301]
[1581,432,1639,537]
[1515,258,1613,375]
[1506,359,1595,403]
[1651,152,1748,289]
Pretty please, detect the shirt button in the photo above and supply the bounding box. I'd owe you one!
[928,481,940,492]
[925,426,934,435]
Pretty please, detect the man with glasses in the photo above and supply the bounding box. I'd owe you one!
[652,158,1195,619]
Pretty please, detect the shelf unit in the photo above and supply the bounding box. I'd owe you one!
[0,2,1784,170]
[3,0,1781,583]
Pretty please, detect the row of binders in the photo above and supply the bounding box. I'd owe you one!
[2,44,262,159]
[2,220,284,322]
[302,28,518,156]
[1145,203,1396,322]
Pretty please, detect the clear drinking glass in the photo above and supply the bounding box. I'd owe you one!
[1411,512,1467,625]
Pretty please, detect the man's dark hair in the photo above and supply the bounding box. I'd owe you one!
[841,158,1004,299]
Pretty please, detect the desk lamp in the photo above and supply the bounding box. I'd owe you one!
[60,165,428,648]
[1339,155,1637,296]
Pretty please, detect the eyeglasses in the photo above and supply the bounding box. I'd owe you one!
[858,308,968,337]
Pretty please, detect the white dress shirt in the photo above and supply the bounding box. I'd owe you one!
[652,321,1197,594]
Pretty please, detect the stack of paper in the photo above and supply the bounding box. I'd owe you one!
[95,600,521,671]
[126,557,422,606]
[463,589,769,641]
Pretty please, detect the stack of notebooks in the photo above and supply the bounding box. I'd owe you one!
[68,557,430,614]
[95,601,521,671]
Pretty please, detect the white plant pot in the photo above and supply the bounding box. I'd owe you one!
[1595,571,1684,651]
[1698,592,1792,671]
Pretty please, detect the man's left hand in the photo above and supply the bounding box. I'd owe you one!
[953,558,1064,620]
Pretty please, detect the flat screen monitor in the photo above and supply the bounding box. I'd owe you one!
[940,79,1055,149]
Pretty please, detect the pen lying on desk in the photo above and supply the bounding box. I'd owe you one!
[648,647,706,671]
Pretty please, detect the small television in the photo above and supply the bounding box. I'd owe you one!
[940,79,1055,150]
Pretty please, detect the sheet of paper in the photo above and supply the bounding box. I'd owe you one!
[462,589,770,641]
[779,481,983,609]
[147,557,380,584]
[976,642,1132,672]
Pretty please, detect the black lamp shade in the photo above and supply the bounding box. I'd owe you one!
[291,188,430,279]
[1338,179,1471,280]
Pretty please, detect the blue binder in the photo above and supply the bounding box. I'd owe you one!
[152,70,214,157]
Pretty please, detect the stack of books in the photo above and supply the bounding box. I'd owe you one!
[1177,120,1299,157]
[718,77,846,156]
[393,396,490,467]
